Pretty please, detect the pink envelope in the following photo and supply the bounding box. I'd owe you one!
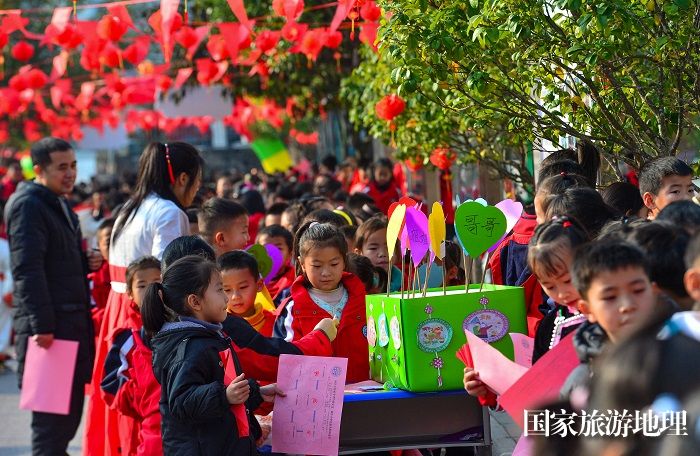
[465,331,528,395]
[499,332,579,428]
[272,355,348,456]
[19,339,78,415]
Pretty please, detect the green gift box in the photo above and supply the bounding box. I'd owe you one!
[365,284,526,392]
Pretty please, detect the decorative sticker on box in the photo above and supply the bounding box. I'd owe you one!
[366,316,377,347]
[463,309,509,343]
[390,316,402,349]
[417,318,453,352]
[377,313,390,347]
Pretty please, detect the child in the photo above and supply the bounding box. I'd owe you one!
[685,232,700,311]
[348,253,387,294]
[601,181,648,219]
[274,221,369,383]
[564,240,663,399]
[219,251,272,335]
[101,256,163,456]
[657,200,700,236]
[543,187,618,238]
[354,214,402,292]
[143,255,285,455]
[89,217,115,335]
[161,235,216,270]
[363,158,402,214]
[198,197,250,256]
[255,225,295,300]
[264,202,288,227]
[638,156,694,219]
[465,217,590,403]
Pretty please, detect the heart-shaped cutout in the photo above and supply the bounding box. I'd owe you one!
[263,243,284,284]
[428,202,446,260]
[406,206,429,266]
[454,201,507,257]
[246,244,272,278]
[387,204,406,260]
[487,199,524,253]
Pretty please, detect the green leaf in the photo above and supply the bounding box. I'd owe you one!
[470,0,479,8]
[672,0,689,10]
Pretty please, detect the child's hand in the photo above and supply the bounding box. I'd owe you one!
[226,373,250,405]
[260,384,287,402]
[314,318,339,342]
[463,367,489,398]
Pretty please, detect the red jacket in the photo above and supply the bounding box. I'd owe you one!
[101,328,162,456]
[364,181,402,215]
[89,262,111,336]
[488,213,544,337]
[274,273,369,383]
[266,263,295,301]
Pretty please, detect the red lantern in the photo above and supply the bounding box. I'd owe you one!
[123,37,150,66]
[100,44,122,68]
[9,74,27,92]
[55,24,83,49]
[255,30,280,53]
[404,157,423,172]
[97,14,128,42]
[12,41,34,61]
[157,75,172,92]
[360,1,381,21]
[325,30,343,48]
[0,32,8,49]
[375,94,405,123]
[299,29,326,62]
[281,21,308,42]
[430,147,456,171]
[26,69,48,89]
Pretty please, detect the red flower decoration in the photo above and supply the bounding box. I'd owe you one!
[430,147,456,171]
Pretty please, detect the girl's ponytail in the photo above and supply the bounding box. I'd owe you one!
[141,282,174,336]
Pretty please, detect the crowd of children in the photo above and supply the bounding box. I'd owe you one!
[5,136,700,454]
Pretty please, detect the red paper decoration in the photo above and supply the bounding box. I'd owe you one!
[273,0,305,21]
[97,14,128,42]
[360,1,381,22]
[255,30,280,53]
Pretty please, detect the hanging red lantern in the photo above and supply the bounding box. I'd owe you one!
[9,74,28,92]
[325,30,343,48]
[255,30,280,53]
[360,1,381,21]
[272,0,305,21]
[123,37,150,66]
[375,94,405,146]
[11,41,34,61]
[55,24,83,50]
[281,21,308,42]
[100,44,122,68]
[299,28,327,62]
[429,146,456,171]
[404,156,423,172]
[157,74,172,92]
[97,14,128,42]
[26,69,48,89]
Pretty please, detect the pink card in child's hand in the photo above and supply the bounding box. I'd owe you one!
[19,339,78,415]
[465,331,527,395]
[499,332,579,429]
[509,333,534,368]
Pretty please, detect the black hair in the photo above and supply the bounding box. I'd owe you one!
[638,156,692,196]
[197,197,248,244]
[314,173,342,197]
[685,232,700,269]
[443,240,466,284]
[266,202,289,216]
[620,221,690,299]
[340,225,357,244]
[239,189,265,215]
[126,256,161,294]
[256,224,293,252]
[281,203,305,235]
[536,172,590,198]
[657,200,700,235]
[543,187,619,238]
[321,154,338,173]
[528,217,590,279]
[97,217,116,232]
[294,222,348,277]
[185,208,199,224]
[347,193,381,223]
[113,142,203,241]
[601,182,645,217]
[347,253,385,293]
[597,216,649,241]
[30,137,72,169]
[302,209,348,227]
[141,255,220,335]
[571,239,650,299]
[300,196,333,214]
[537,159,584,184]
[161,235,216,270]
[217,250,259,278]
[354,214,388,251]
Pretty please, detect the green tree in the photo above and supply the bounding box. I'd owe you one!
[364,0,700,174]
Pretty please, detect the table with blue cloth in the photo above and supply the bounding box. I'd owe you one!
[339,385,492,455]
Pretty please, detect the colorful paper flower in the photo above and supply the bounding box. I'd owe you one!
[431,357,444,369]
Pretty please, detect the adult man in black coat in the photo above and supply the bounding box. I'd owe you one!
[5,137,102,455]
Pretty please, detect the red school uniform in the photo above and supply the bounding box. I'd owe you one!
[364,181,402,215]
[101,328,162,456]
[266,263,295,301]
[88,261,111,336]
[274,272,369,384]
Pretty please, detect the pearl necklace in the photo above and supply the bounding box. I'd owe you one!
[549,312,587,349]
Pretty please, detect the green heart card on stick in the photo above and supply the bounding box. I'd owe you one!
[454,201,507,258]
